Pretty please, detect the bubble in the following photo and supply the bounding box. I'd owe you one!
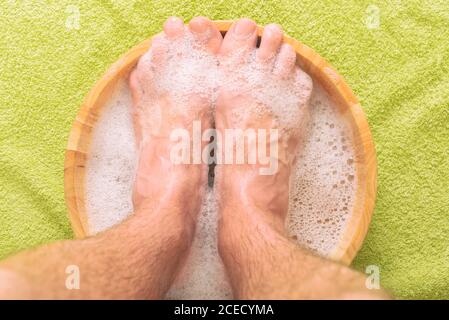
[86,80,137,233]
[286,84,356,255]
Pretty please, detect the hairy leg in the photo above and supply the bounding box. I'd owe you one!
[216,18,389,300]
[0,16,223,299]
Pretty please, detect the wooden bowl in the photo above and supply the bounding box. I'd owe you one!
[64,20,377,266]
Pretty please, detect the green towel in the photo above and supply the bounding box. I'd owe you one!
[0,0,447,299]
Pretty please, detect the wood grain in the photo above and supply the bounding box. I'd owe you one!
[64,20,377,265]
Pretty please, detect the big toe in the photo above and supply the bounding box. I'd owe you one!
[220,18,258,58]
[163,16,185,39]
[189,16,223,54]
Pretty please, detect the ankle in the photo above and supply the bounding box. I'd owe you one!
[218,204,287,252]
[216,164,291,222]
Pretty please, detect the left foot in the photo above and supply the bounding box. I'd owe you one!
[129,16,223,223]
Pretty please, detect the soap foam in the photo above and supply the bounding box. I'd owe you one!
[86,83,137,233]
[86,78,356,299]
[138,30,220,119]
[286,89,355,255]
[166,189,233,299]
[219,49,312,134]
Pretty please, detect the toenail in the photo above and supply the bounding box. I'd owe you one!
[264,25,282,40]
[164,17,184,36]
[168,16,182,24]
[233,19,256,39]
[265,23,282,33]
[190,19,210,34]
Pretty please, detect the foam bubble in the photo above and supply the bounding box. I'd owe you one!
[139,30,220,118]
[166,189,233,299]
[219,50,312,133]
[286,86,355,255]
[86,81,137,233]
[85,79,356,299]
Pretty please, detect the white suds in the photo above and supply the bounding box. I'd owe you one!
[86,81,137,234]
[166,189,233,299]
[219,49,313,133]
[286,87,355,255]
[139,31,220,117]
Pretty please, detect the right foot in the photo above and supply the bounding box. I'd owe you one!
[215,18,313,233]
[215,19,313,298]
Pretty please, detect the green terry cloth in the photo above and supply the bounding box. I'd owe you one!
[0,0,447,299]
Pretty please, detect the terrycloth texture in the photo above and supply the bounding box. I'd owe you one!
[0,0,447,299]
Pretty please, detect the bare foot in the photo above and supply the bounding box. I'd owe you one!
[215,18,312,232]
[215,18,313,298]
[129,16,222,223]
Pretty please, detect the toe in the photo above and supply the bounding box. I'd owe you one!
[135,34,167,81]
[163,16,184,39]
[273,43,297,78]
[220,18,258,57]
[257,24,283,63]
[189,16,223,54]
[295,67,313,102]
[148,34,168,65]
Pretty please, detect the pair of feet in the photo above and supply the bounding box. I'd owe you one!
[129,17,313,296]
